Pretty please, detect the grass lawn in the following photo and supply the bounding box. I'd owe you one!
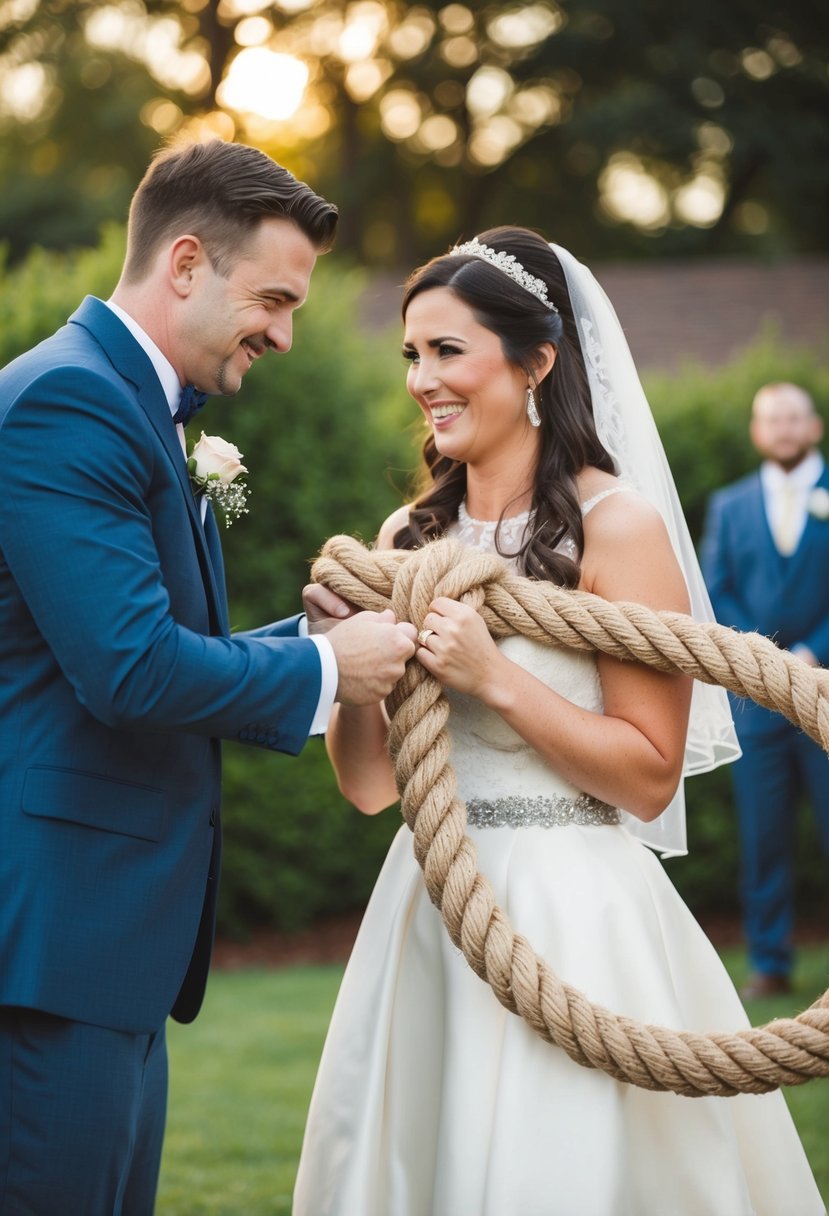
[158,945,829,1214]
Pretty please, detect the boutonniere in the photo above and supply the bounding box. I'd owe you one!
[187,432,250,528]
[807,486,829,521]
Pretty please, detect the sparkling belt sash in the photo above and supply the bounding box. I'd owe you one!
[465,793,621,830]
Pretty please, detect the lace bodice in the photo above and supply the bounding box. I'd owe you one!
[453,500,542,557]
[445,492,629,807]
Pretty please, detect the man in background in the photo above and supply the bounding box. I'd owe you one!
[702,381,829,998]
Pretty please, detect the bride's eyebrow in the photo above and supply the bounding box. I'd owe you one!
[402,336,468,349]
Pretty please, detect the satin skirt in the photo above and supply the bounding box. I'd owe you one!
[293,823,824,1216]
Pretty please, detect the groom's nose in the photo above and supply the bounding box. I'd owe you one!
[265,315,293,354]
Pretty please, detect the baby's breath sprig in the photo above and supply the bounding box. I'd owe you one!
[193,473,250,528]
[186,433,250,528]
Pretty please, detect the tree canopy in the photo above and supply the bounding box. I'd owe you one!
[1,0,827,264]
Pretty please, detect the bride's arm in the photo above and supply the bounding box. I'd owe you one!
[324,506,410,815]
[417,495,692,822]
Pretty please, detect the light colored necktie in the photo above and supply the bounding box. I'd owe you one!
[775,483,798,555]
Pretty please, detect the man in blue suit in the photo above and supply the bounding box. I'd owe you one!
[701,381,829,1000]
[0,139,416,1214]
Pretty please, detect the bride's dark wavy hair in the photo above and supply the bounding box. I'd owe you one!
[393,226,615,586]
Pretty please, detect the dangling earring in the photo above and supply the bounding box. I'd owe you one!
[526,386,541,428]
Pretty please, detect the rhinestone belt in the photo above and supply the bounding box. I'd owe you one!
[465,793,621,830]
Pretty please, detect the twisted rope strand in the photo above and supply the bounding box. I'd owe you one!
[312,535,829,1097]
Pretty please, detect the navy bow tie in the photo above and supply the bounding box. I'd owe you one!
[173,384,208,427]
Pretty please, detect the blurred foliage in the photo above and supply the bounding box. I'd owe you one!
[1,231,827,933]
[218,747,402,935]
[646,323,829,540]
[0,2,163,253]
[199,250,419,938]
[0,225,126,356]
[201,259,418,627]
[1,1,827,264]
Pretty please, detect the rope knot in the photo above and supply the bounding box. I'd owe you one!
[389,538,508,626]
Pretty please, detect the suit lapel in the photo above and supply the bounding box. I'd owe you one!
[747,474,786,572]
[204,506,231,637]
[68,296,227,633]
[786,464,829,579]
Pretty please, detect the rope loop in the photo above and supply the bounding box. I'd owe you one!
[312,535,829,1096]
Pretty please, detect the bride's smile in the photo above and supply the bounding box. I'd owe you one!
[402,285,534,470]
[428,401,466,425]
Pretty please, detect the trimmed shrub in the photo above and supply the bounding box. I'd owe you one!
[203,257,418,937]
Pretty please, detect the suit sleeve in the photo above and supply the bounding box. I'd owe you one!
[700,490,756,634]
[0,366,320,754]
[239,616,305,640]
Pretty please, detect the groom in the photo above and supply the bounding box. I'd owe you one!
[0,138,416,1214]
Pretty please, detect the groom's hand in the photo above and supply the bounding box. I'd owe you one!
[302,583,356,632]
[327,609,417,705]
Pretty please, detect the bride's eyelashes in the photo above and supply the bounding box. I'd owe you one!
[401,343,463,363]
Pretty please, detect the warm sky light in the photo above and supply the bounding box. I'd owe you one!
[0,0,754,237]
[217,48,309,121]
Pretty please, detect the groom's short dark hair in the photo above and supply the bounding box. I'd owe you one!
[122,138,338,283]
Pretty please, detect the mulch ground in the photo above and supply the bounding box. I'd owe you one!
[211,910,365,971]
[211,910,827,971]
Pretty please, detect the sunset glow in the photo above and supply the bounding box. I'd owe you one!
[217,48,309,121]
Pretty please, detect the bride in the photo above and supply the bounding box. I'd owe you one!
[294,228,824,1215]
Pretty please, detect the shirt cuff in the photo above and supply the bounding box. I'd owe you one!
[307,633,337,735]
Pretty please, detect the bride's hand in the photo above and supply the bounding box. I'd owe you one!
[415,597,506,700]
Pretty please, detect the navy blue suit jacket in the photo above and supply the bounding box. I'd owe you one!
[701,463,829,738]
[0,297,322,1033]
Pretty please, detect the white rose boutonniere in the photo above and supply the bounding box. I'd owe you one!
[187,432,250,527]
[807,486,829,521]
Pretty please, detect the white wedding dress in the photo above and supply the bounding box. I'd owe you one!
[293,499,824,1216]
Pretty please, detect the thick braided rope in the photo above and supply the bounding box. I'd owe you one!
[312,535,829,1097]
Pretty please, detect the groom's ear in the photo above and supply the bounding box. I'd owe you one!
[169,236,205,299]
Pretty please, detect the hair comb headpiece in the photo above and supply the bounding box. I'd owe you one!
[449,236,558,312]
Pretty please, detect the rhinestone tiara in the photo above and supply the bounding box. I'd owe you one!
[449,236,559,312]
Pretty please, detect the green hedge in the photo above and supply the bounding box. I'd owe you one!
[646,332,829,540]
[2,232,827,934]
[0,226,127,350]
[198,254,417,938]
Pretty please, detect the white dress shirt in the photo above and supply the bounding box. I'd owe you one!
[760,449,824,556]
[103,298,337,734]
